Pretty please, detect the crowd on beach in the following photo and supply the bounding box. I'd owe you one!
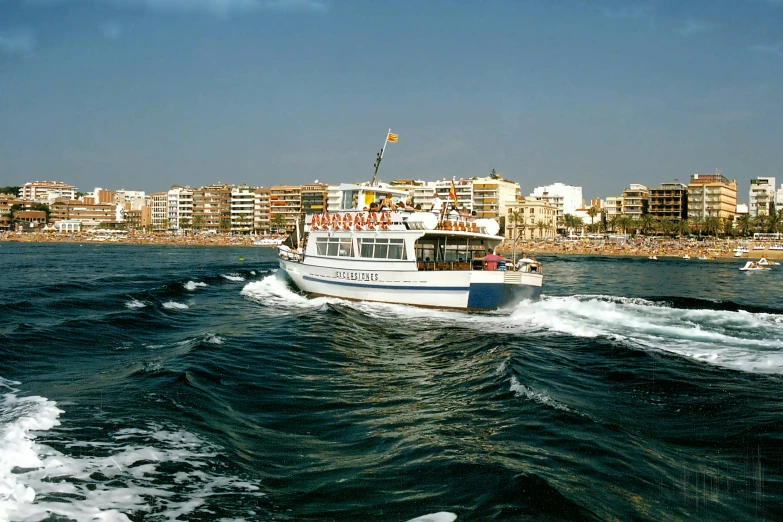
[498,236,783,260]
[3,229,783,260]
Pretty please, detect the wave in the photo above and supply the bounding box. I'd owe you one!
[242,276,783,374]
[183,281,208,291]
[509,376,576,414]
[221,274,245,282]
[162,301,189,310]
[125,299,146,309]
[0,379,265,521]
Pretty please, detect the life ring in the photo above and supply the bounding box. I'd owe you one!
[321,213,332,229]
[379,212,391,230]
[354,213,365,230]
[343,213,353,230]
[310,214,321,231]
[367,212,378,230]
[335,214,345,229]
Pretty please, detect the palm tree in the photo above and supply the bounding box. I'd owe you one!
[236,213,251,234]
[192,214,206,233]
[639,214,656,236]
[735,214,752,237]
[536,220,547,239]
[271,214,287,233]
[587,206,599,231]
[722,218,734,238]
[219,218,232,233]
[704,216,721,237]
[178,217,191,233]
[676,219,690,238]
[508,210,524,262]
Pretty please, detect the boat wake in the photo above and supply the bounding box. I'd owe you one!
[242,273,783,375]
[0,378,264,522]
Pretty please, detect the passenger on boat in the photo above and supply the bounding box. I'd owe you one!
[479,248,507,271]
[431,192,443,214]
[380,193,397,211]
[470,210,477,220]
[448,205,459,219]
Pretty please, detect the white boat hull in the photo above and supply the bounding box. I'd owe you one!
[278,257,542,311]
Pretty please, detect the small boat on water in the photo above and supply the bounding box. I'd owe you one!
[698,256,708,260]
[758,257,780,266]
[648,255,657,260]
[683,254,690,260]
[254,238,284,246]
[739,261,771,272]
[277,184,543,311]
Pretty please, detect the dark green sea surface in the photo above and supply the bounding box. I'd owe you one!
[1,242,782,521]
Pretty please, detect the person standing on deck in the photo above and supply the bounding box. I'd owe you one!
[430,192,443,214]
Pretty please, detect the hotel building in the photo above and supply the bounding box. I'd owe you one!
[20,181,77,202]
[688,172,737,221]
[649,182,688,221]
[749,177,777,217]
[270,185,302,231]
[621,184,649,220]
[231,185,255,233]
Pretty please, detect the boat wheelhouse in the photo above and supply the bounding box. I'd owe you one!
[277,184,543,311]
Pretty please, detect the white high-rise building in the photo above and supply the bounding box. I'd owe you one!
[20,181,77,202]
[389,179,438,209]
[529,183,583,221]
[167,186,193,231]
[150,192,168,231]
[231,185,255,233]
[749,177,777,217]
[114,190,147,211]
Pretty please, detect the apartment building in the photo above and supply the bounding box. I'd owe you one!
[505,197,558,240]
[166,186,194,231]
[0,194,21,230]
[688,172,738,221]
[254,187,271,233]
[114,190,147,211]
[124,207,151,230]
[231,185,255,233]
[529,183,583,223]
[434,179,477,212]
[193,184,232,232]
[49,199,120,225]
[19,181,77,202]
[604,196,624,218]
[270,185,301,231]
[749,177,777,217]
[621,184,649,219]
[301,183,329,215]
[389,179,437,209]
[649,182,688,221]
[150,192,168,231]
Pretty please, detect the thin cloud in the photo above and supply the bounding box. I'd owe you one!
[678,18,720,36]
[601,5,654,20]
[0,30,35,56]
[748,42,783,54]
[17,0,327,16]
[100,21,123,39]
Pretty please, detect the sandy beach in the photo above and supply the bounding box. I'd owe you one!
[3,231,783,261]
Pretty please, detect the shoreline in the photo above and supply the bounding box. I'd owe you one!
[3,232,783,260]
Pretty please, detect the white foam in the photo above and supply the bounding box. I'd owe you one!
[509,376,574,413]
[125,299,146,309]
[162,301,189,310]
[221,274,245,282]
[204,333,224,345]
[406,513,457,522]
[183,281,208,291]
[0,380,264,521]
[240,271,340,312]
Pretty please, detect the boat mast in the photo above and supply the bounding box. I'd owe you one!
[371,128,393,187]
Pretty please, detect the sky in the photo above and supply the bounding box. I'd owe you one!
[1,0,782,202]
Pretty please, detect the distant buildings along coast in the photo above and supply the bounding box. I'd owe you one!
[1,171,782,238]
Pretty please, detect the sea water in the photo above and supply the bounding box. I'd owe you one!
[1,243,781,521]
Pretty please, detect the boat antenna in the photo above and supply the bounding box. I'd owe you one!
[371,129,396,187]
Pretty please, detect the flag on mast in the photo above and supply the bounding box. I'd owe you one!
[387,132,399,142]
[449,180,459,205]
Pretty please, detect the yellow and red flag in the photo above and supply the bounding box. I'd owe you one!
[449,180,458,205]
[387,132,398,143]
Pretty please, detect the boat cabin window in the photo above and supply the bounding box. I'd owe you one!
[316,237,354,257]
[358,238,406,260]
[341,190,359,210]
[415,237,485,262]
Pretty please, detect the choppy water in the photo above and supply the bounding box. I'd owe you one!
[1,243,782,521]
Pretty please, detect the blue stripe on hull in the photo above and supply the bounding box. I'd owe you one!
[467,282,542,311]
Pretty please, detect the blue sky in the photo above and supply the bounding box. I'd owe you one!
[1,0,781,202]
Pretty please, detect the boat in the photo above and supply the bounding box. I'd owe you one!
[254,237,284,246]
[648,255,657,260]
[698,256,708,260]
[753,244,766,250]
[770,244,783,251]
[758,257,780,266]
[277,184,543,311]
[739,261,771,272]
[683,254,690,260]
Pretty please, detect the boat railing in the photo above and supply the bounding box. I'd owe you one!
[415,260,542,274]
